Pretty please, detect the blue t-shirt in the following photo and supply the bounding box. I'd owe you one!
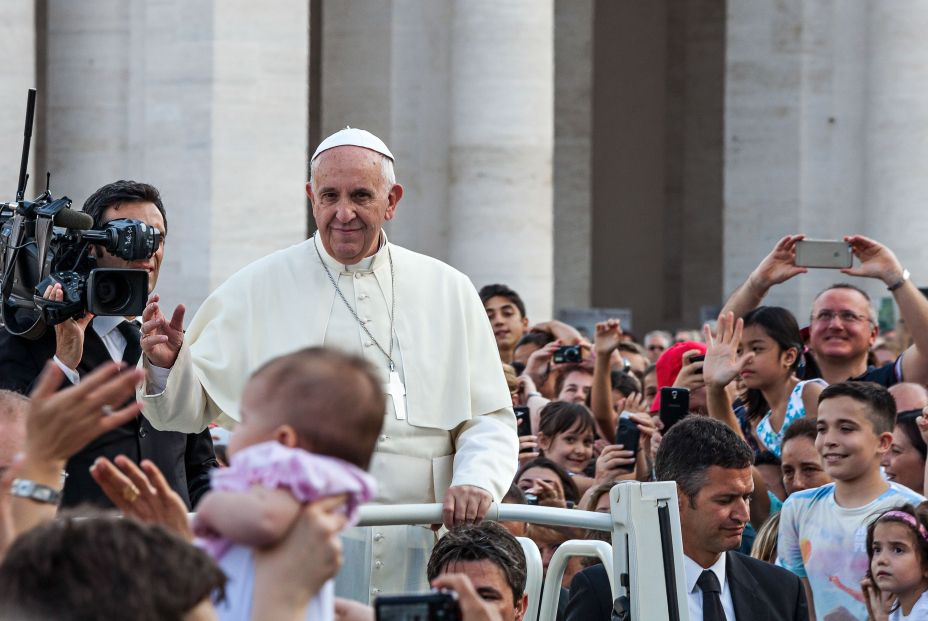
[778,482,924,621]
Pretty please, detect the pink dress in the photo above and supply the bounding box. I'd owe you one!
[197,441,377,560]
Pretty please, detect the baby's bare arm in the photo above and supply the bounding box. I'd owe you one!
[196,486,302,547]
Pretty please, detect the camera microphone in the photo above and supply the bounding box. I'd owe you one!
[53,208,93,230]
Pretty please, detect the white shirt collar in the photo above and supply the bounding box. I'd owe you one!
[313,230,390,274]
[91,315,125,339]
[684,552,727,596]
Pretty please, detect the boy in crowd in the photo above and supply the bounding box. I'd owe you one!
[480,284,529,364]
[778,382,924,620]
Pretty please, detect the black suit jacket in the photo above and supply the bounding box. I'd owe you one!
[0,320,216,509]
[566,551,808,621]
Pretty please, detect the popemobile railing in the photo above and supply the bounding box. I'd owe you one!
[355,481,691,621]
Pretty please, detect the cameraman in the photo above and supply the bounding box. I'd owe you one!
[0,181,216,510]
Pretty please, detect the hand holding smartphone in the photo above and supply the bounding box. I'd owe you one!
[659,387,689,431]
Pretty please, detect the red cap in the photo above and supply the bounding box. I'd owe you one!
[650,340,707,412]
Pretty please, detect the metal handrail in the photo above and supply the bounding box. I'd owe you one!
[356,502,613,531]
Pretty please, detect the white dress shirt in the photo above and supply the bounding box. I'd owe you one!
[53,315,131,383]
[684,553,737,621]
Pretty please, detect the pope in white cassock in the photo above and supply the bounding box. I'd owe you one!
[137,128,518,600]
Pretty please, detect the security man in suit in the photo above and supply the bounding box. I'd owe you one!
[0,180,216,509]
[566,416,807,621]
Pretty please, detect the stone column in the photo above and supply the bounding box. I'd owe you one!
[42,0,308,314]
[724,1,928,317]
[553,0,594,314]
[0,2,37,197]
[863,4,928,302]
[447,0,554,320]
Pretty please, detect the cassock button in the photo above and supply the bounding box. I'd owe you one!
[354,273,363,279]
[365,341,374,347]
[359,293,368,300]
[371,588,381,595]
[138,425,148,438]
[374,532,384,542]
[375,560,383,569]
[378,434,388,442]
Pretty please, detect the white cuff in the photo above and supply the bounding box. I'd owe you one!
[52,356,80,385]
[145,363,171,396]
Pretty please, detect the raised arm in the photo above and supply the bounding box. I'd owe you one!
[702,313,755,440]
[721,235,808,318]
[591,319,623,443]
[843,235,928,385]
[194,486,302,547]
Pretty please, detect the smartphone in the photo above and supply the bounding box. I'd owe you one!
[794,240,853,269]
[375,591,461,621]
[614,414,639,473]
[659,387,689,431]
[514,405,533,440]
[689,354,705,374]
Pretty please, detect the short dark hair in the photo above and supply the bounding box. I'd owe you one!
[610,371,641,398]
[478,284,526,318]
[503,483,527,504]
[514,332,553,351]
[82,180,167,235]
[537,400,595,441]
[513,456,580,504]
[782,417,818,446]
[250,347,385,469]
[895,409,928,461]
[426,522,527,605]
[0,515,225,620]
[655,416,754,506]
[818,381,896,435]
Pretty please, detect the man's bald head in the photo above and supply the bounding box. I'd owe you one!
[245,347,385,469]
[0,390,28,472]
[889,382,928,412]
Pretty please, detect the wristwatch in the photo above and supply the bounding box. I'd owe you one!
[10,478,62,505]
[888,268,911,292]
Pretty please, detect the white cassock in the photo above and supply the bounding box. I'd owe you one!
[140,234,517,601]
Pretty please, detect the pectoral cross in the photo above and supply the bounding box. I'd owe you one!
[386,370,407,420]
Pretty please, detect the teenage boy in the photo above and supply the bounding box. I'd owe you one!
[480,284,530,364]
[778,381,925,620]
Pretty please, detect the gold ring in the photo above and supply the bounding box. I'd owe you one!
[122,485,140,503]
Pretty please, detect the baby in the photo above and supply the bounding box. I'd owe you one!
[193,347,385,621]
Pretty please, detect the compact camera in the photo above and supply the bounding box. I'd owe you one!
[553,345,582,364]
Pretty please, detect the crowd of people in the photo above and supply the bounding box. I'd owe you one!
[1,125,928,621]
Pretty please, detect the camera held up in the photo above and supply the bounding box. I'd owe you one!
[0,89,161,339]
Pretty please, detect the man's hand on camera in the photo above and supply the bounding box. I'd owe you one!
[43,283,94,370]
[141,293,185,368]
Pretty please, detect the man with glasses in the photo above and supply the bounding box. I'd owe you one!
[643,330,672,363]
[722,234,928,386]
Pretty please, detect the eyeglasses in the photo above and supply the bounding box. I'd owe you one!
[647,345,665,352]
[811,310,871,325]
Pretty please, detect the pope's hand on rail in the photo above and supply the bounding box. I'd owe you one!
[440,484,493,530]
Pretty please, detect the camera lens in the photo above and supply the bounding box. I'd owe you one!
[92,273,131,313]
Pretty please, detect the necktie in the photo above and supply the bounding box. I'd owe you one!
[697,569,727,621]
[117,320,142,367]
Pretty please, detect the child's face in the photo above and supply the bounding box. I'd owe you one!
[539,422,594,474]
[738,325,795,389]
[870,521,927,595]
[228,380,280,457]
[815,396,892,482]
